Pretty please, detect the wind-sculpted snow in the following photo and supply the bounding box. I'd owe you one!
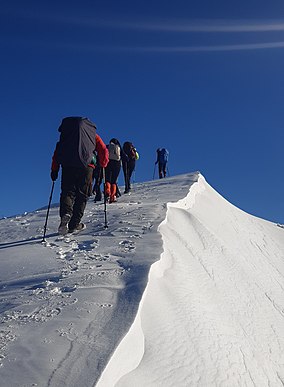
[0,173,197,386]
[98,175,284,387]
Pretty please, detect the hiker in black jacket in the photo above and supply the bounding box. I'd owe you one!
[122,142,139,193]
[51,117,108,234]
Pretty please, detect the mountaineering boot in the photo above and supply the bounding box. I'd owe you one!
[105,182,111,201]
[124,185,131,194]
[94,190,102,202]
[68,223,86,233]
[93,184,102,202]
[109,196,117,203]
[58,214,71,235]
[109,184,117,203]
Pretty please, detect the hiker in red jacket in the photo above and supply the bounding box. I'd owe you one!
[51,117,108,234]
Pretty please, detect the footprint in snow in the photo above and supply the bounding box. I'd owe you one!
[90,239,99,248]
[61,285,77,293]
[119,240,136,251]
[142,222,153,231]
[89,254,110,262]
[97,303,113,308]
[129,234,142,239]
[117,227,130,232]
[57,249,66,259]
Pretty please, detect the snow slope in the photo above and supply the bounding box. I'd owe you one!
[0,172,197,386]
[98,175,284,387]
[1,172,283,387]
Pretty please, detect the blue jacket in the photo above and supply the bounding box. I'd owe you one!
[156,148,169,163]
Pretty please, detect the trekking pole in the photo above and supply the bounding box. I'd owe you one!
[126,162,129,192]
[167,166,170,177]
[116,183,121,198]
[153,164,156,180]
[42,181,55,242]
[103,168,108,229]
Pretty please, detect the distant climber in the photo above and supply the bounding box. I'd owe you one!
[122,141,139,193]
[155,148,169,178]
[105,138,124,203]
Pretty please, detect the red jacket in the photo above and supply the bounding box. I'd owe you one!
[51,134,109,172]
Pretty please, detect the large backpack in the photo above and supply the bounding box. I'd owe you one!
[158,148,169,163]
[123,142,136,160]
[108,142,121,161]
[56,117,97,168]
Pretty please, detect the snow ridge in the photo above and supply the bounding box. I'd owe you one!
[97,174,284,387]
[96,174,203,386]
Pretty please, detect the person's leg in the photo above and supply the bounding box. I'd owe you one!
[158,162,163,178]
[94,182,102,201]
[92,165,102,200]
[122,161,129,193]
[127,160,136,190]
[60,167,76,218]
[104,163,112,199]
[110,161,121,202]
[58,167,77,234]
[110,184,117,203]
[68,167,93,230]
[163,162,167,177]
[105,182,111,198]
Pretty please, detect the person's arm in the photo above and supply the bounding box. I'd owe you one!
[155,151,159,164]
[121,146,129,162]
[50,142,60,180]
[95,134,109,168]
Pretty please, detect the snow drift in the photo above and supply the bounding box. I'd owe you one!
[98,174,284,387]
[0,173,283,387]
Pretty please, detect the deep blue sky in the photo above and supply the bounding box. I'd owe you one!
[1,0,284,223]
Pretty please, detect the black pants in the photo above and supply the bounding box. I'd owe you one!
[60,166,93,229]
[92,165,103,201]
[158,162,167,178]
[105,160,121,184]
[122,159,135,192]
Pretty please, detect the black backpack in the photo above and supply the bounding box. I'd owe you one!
[56,117,97,168]
[123,142,136,159]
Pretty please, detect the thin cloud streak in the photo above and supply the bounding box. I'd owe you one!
[47,40,284,53]
[3,9,284,33]
[127,20,284,33]
[114,41,284,53]
[2,36,284,54]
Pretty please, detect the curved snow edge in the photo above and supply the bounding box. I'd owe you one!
[167,173,206,211]
[95,173,203,387]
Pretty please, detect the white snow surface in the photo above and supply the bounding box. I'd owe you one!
[1,172,284,387]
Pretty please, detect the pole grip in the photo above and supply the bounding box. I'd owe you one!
[103,168,108,229]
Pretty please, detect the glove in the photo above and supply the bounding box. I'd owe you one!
[50,170,58,181]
